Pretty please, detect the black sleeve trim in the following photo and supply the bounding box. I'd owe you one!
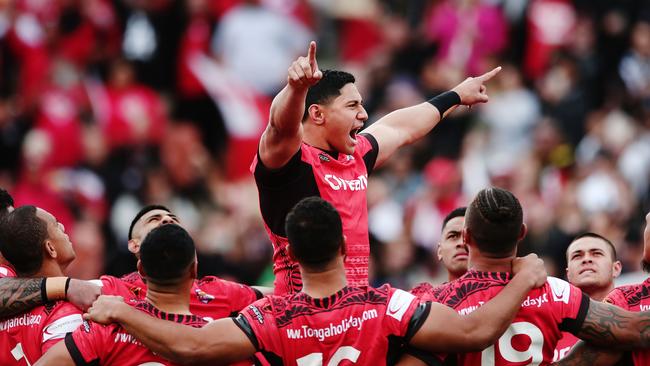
[359,133,379,176]
[254,148,303,187]
[405,302,432,342]
[559,292,590,333]
[252,288,264,300]
[404,346,444,366]
[233,314,260,350]
[65,333,100,366]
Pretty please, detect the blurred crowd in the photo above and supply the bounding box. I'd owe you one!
[1,0,650,289]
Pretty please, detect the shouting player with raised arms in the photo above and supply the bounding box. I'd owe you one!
[253,41,501,294]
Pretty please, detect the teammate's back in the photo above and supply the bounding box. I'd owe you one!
[427,273,587,365]
[238,284,421,365]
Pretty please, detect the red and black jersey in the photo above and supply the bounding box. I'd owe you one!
[233,284,429,366]
[65,301,207,365]
[410,282,447,302]
[606,278,650,365]
[0,301,83,365]
[252,134,379,294]
[100,272,261,320]
[418,271,589,366]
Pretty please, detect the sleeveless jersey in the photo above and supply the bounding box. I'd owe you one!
[0,301,82,365]
[252,134,379,294]
[233,284,428,365]
[417,271,589,366]
[65,301,207,365]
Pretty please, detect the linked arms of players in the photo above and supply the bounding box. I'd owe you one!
[362,66,500,168]
[0,277,100,317]
[83,295,254,366]
[408,254,547,353]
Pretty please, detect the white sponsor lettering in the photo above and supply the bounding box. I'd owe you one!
[548,277,571,304]
[458,302,485,315]
[521,294,549,308]
[0,314,42,331]
[114,332,144,346]
[387,289,415,321]
[323,174,368,191]
[286,310,378,341]
[43,314,83,342]
[641,305,650,311]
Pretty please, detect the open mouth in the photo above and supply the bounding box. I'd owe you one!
[349,127,361,142]
[579,268,596,275]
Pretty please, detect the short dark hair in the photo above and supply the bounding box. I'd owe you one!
[0,188,14,217]
[568,232,617,261]
[303,70,356,121]
[466,187,523,256]
[285,197,343,270]
[140,224,195,285]
[442,207,467,233]
[128,205,171,240]
[0,206,48,276]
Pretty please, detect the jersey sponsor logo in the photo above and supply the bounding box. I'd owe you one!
[285,310,378,341]
[248,305,264,324]
[547,277,571,304]
[114,332,144,346]
[641,305,650,311]
[521,294,549,308]
[458,302,485,315]
[387,289,415,321]
[194,288,215,304]
[42,314,83,342]
[323,174,368,191]
[0,314,42,331]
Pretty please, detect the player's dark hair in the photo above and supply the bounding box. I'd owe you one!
[0,206,47,276]
[140,224,196,286]
[0,188,14,217]
[466,187,523,256]
[128,205,171,240]
[302,70,356,121]
[285,197,343,271]
[568,232,617,261]
[442,207,467,233]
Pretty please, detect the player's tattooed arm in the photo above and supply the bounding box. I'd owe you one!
[551,340,622,366]
[575,300,650,349]
[0,278,43,317]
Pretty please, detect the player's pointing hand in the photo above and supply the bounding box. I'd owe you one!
[287,41,323,90]
[451,66,501,106]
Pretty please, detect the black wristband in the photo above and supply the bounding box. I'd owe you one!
[64,277,71,298]
[41,278,48,304]
[427,91,461,116]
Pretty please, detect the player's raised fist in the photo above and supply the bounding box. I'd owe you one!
[451,66,501,106]
[287,41,322,89]
[512,253,547,288]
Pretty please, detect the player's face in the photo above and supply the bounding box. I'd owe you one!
[322,83,368,155]
[37,208,76,268]
[132,209,181,244]
[566,237,618,291]
[438,216,468,278]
